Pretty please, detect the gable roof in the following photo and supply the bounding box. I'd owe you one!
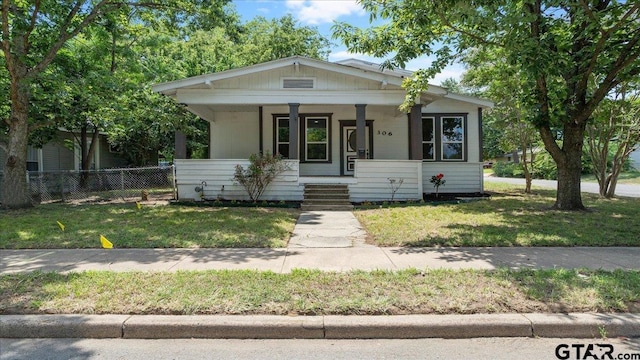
[152,56,493,108]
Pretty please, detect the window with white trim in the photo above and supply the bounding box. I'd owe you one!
[305,117,328,161]
[419,114,467,161]
[26,146,40,172]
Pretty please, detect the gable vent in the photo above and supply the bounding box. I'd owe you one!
[283,78,314,89]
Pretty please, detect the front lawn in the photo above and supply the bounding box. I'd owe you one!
[0,204,298,249]
[355,182,640,247]
[1,268,638,315]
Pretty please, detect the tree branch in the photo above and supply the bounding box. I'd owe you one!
[581,41,640,123]
[23,0,41,53]
[434,7,503,47]
[28,0,114,77]
[580,2,640,104]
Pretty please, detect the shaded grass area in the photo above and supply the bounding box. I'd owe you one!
[1,269,638,315]
[355,182,640,247]
[0,204,298,249]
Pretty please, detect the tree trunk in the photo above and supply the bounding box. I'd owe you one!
[3,74,32,209]
[554,124,586,210]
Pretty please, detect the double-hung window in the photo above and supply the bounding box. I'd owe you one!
[419,114,467,161]
[421,116,435,161]
[275,116,290,158]
[273,114,331,162]
[441,116,464,160]
[304,117,328,161]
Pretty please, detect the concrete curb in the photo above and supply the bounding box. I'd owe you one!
[2,314,639,339]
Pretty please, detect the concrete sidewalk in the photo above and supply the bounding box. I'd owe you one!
[3,246,640,274]
[3,210,640,341]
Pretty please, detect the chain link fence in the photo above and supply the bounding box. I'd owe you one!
[1,166,176,205]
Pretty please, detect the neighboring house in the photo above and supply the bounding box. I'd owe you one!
[495,147,542,164]
[630,148,640,170]
[0,130,128,173]
[153,56,493,202]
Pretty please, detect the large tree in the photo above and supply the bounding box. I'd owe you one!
[334,0,640,210]
[0,0,233,208]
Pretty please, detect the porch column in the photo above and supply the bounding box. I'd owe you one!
[356,104,367,159]
[409,103,423,160]
[288,103,299,159]
[175,130,187,159]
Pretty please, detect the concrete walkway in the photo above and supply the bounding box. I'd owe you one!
[287,211,371,248]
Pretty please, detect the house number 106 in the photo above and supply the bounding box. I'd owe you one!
[377,130,392,136]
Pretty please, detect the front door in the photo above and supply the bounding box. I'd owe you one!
[342,125,371,175]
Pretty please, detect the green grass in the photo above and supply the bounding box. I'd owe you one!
[581,170,640,185]
[355,182,640,247]
[1,268,638,315]
[0,203,298,249]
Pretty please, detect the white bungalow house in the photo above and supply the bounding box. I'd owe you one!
[153,56,493,204]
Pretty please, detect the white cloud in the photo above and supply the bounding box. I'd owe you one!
[286,0,365,25]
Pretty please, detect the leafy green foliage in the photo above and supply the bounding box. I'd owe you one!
[531,152,558,180]
[233,152,289,202]
[334,0,640,209]
[492,162,525,178]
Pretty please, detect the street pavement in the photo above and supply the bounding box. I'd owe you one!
[3,337,640,360]
[484,176,640,198]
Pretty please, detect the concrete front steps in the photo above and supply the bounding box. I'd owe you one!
[301,184,354,211]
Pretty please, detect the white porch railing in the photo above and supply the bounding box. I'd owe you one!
[350,160,423,202]
[174,159,302,201]
[174,159,481,202]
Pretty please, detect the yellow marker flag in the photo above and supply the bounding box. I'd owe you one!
[100,235,113,249]
[136,202,141,210]
[57,221,65,232]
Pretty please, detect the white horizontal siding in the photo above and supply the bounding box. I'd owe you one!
[213,66,385,91]
[175,159,303,201]
[423,163,483,193]
[350,160,423,202]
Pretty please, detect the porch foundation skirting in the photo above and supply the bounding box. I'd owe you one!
[174,159,483,202]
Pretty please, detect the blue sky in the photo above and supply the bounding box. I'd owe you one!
[232,0,464,85]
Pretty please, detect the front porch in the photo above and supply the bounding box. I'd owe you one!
[174,158,484,203]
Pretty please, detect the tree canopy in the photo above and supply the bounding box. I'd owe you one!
[333,0,640,210]
[1,0,331,209]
